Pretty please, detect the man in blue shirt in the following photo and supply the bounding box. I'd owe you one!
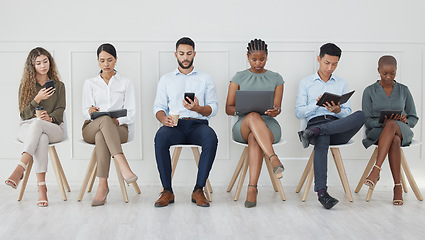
[153,37,218,207]
[295,43,365,209]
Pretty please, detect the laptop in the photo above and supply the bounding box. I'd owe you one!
[235,90,274,115]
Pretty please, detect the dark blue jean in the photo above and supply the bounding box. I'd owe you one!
[307,110,366,192]
[154,119,218,189]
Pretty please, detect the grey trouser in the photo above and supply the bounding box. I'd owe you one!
[307,111,365,192]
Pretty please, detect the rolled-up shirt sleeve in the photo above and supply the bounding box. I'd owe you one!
[295,78,320,119]
[204,75,218,117]
[153,76,169,116]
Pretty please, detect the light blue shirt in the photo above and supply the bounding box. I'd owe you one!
[295,72,352,122]
[153,67,218,120]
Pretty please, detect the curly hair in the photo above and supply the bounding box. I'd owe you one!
[19,47,61,112]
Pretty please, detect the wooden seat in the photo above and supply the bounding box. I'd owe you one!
[17,116,70,201]
[169,145,213,202]
[227,138,287,201]
[296,119,354,202]
[77,124,141,203]
[355,139,424,201]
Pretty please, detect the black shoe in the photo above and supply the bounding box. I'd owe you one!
[318,191,339,209]
[298,129,314,148]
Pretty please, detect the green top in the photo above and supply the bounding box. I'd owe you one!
[231,69,284,90]
[362,80,418,148]
[19,80,66,125]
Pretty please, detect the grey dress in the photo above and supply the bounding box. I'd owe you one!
[231,69,285,143]
[362,81,418,148]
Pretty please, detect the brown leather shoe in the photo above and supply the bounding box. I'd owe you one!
[191,189,210,207]
[154,190,175,207]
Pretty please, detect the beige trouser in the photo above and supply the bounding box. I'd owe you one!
[18,118,64,173]
[82,116,128,178]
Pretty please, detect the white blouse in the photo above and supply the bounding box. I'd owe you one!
[82,72,136,126]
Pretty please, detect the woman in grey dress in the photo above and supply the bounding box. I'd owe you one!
[225,39,284,208]
[362,55,418,205]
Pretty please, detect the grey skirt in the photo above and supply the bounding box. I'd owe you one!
[232,115,281,144]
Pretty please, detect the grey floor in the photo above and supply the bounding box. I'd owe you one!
[1,184,424,240]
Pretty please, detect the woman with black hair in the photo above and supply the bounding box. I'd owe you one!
[81,43,138,206]
[225,39,285,208]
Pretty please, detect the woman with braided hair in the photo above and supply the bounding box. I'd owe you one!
[226,39,285,208]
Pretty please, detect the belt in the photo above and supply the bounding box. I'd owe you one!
[309,115,339,122]
[180,117,199,120]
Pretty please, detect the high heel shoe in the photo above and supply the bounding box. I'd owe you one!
[269,154,284,178]
[37,182,48,207]
[124,175,138,186]
[244,185,258,208]
[92,188,109,207]
[393,183,404,206]
[364,165,381,188]
[5,162,27,189]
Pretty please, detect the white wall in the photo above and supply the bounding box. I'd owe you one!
[1,0,424,190]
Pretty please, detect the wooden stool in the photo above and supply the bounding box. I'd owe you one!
[227,138,287,201]
[355,140,424,201]
[18,143,71,201]
[169,145,213,202]
[77,141,141,203]
[296,140,355,202]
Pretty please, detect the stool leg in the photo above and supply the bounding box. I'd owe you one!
[302,163,314,202]
[171,147,182,179]
[51,149,70,193]
[264,154,278,192]
[400,149,424,201]
[122,157,141,194]
[366,187,374,202]
[355,148,378,193]
[400,167,408,193]
[227,147,247,192]
[87,162,97,193]
[114,158,129,203]
[234,156,248,201]
[17,159,33,201]
[78,150,96,201]
[331,147,353,202]
[264,155,286,201]
[49,146,67,201]
[296,151,314,193]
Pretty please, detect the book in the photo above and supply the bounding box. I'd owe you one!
[379,110,402,123]
[90,109,127,120]
[316,90,355,106]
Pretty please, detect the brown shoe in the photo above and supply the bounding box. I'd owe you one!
[191,189,210,207]
[154,190,175,207]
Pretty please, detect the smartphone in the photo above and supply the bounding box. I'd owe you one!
[44,80,55,91]
[184,92,195,102]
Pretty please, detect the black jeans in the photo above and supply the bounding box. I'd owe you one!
[307,111,366,191]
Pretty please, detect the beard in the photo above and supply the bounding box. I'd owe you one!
[178,59,194,69]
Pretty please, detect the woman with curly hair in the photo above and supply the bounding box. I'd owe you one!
[5,47,66,207]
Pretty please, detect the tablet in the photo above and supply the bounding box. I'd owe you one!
[378,110,402,123]
[235,90,274,115]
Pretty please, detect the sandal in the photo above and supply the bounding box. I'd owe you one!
[37,182,48,207]
[245,185,258,208]
[5,162,27,189]
[393,183,404,206]
[269,154,284,178]
[364,165,381,188]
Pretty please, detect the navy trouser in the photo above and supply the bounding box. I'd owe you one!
[307,110,366,192]
[154,119,218,189]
